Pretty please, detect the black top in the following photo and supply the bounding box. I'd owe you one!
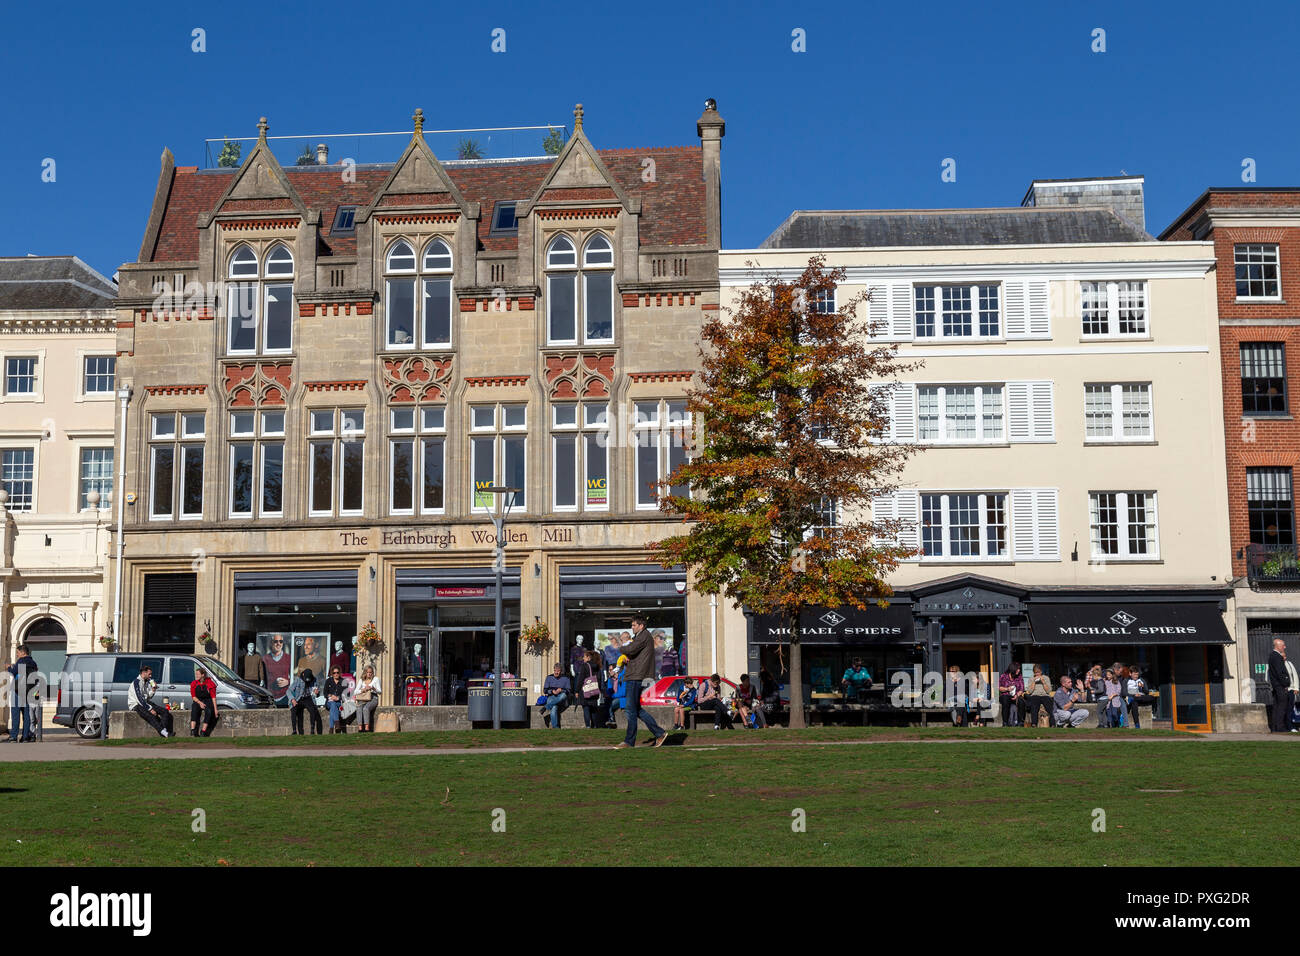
[1268,650,1290,686]
[324,678,346,700]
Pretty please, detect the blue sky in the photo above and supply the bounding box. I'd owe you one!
[2,0,1297,279]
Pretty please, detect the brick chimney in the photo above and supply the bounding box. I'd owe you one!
[697,98,725,250]
[1021,176,1146,234]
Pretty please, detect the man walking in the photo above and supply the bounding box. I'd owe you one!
[614,615,667,749]
[1267,638,1292,733]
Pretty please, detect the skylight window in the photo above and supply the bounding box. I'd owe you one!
[332,205,358,236]
[490,201,518,234]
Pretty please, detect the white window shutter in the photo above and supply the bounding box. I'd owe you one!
[871,492,897,545]
[1003,280,1027,336]
[1030,381,1055,440]
[866,384,887,443]
[867,284,889,338]
[1012,487,1060,560]
[890,383,917,442]
[889,283,913,339]
[1027,279,1050,336]
[1034,488,1060,559]
[1011,489,1037,558]
[1008,381,1054,442]
[895,489,920,552]
[1007,382,1032,441]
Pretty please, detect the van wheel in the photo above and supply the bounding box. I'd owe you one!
[74,708,102,738]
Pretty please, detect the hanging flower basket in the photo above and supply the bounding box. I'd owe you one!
[357,621,386,656]
[521,620,553,654]
[98,636,117,652]
[199,630,217,655]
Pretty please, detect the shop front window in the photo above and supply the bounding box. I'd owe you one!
[397,601,521,705]
[562,598,687,681]
[234,602,359,707]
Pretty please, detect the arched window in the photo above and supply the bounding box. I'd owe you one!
[546,235,576,268]
[581,234,614,341]
[385,237,452,348]
[583,234,613,267]
[226,244,293,354]
[546,233,614,344]
[386,239,416,273]
[423,239,452,272]
[265,243,294,277]
[229,245,258,278]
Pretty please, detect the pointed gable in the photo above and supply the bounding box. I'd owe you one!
[363,109,472,217]
[525,106,636,215]
[209,117,309,220]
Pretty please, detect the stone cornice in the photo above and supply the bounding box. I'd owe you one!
[0,309,116,333]
[719,258,1216,284]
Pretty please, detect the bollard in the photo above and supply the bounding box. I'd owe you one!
[34,693,42,742]
[100,696,109,741]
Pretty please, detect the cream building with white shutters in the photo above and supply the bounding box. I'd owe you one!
[0,257,118,689]
[719,178,1237,731]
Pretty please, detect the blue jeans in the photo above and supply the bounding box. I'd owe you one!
[327,700,341,729]
[10,705,31,740]
[544,694,566,728]
[622,679,664,746]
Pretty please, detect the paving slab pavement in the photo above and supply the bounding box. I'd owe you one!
[0,731,1292,762]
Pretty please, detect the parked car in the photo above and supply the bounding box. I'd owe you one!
[639,675,739,707]
[53,652,276,738]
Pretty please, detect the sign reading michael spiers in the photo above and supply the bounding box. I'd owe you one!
[750,604,913,645]
[1055,609,1198,636]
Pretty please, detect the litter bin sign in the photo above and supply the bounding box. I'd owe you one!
[467,679,529,723]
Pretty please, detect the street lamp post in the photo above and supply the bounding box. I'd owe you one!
[484,485,521,729]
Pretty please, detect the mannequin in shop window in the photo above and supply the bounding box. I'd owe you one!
[330,640,350,678]
[264,634,292,707]
[239,641,266,687]
[408,643,427,678]
[296,636,327,682]
[570,635,587,683]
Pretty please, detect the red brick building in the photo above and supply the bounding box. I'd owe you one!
[1162,188,1300,712]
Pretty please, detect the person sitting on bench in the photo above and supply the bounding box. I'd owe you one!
[841,658,872,703]
[127,664,172,738]
[1052,675,1090,728]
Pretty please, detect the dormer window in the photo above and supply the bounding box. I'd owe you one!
[225,243,294,355]
[385,237,452,349]
[546,233,614,345]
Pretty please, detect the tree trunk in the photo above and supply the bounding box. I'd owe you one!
[787,613,806,728]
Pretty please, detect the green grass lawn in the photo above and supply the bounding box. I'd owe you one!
[1,738,1291,866]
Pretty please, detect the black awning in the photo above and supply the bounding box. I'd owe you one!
[1027,602,1232,646]
[751,603,914,645]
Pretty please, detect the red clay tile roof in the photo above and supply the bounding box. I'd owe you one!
[145,146,705,263]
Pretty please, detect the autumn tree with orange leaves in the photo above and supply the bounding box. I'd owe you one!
[652,257,919,728]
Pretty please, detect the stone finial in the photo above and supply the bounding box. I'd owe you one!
[257,116,269,142]
[413,108,424,135]
[573,103,584,132]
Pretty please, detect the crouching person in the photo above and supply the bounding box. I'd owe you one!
[128,664,172,738]
[1052,675,1090,728]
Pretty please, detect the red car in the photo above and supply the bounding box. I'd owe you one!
[640,675,739,706]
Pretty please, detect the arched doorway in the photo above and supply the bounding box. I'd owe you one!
[22,617,67,695]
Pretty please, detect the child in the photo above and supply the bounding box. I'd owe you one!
[605,660,627,727]
[674,679,698,730]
